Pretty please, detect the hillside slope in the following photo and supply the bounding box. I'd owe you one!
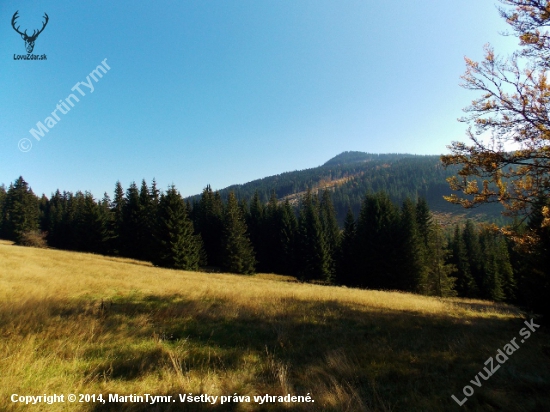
[186,152,503,223]
[1,240,548,411]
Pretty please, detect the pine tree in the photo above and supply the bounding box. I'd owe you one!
[479,228,513,302]
[518,195,550,317]
[320,190,341,280]
[279,199,298,276]
[53,191,76,250]
[296,190,331,281]
[496,236,516,301]
[120,182,141,258]
[76,192,110,254]
[99,193,116,254]
[397,198,424,292]
[462,220,483,293]
[450,225,478,297]
[153,186,202,270]
[415,197,432,250]
[262,192,283,273]
[221,192,256,274]
[111,181,126,255]
[247,191,266,270]
[134,179,157,261]
[0,177,40,243]
[355,192,400,289]
[196,185,224,266]
[337,208,357,285]
[424,224,457,297]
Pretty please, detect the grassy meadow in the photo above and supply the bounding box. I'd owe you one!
[1,239,549,411]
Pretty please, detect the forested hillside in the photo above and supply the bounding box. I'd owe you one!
[3,151,544,316]
[186,151,504,223]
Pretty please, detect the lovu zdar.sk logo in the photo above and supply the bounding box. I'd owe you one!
[12,10,48,60]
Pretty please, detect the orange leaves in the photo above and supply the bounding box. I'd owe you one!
[442,1,550,229]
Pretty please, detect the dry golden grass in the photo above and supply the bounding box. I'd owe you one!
[0,239,549,411]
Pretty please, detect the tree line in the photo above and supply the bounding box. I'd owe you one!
[2,176,542,311]
[186,153,504,225]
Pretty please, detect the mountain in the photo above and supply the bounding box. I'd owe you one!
[186,151,504,224]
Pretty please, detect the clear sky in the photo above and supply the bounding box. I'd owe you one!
[1,1,518,199]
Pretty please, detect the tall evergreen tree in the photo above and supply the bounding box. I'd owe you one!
[75,192,110,254]
[423,224,457,297]
[0,177,40,242]
[337,208,357,285]
[99,193,116,254]
[153,186,202,270]
[42,189,64,248]
[296,190,331,282]
[415,197,432,250]
[196,185,224,266]
[396,198,424,292]
[221,192,256,274]
[247,191,266,270]
[355,192,400,289]
[478,230,500,301]
[450,225,478,297]
[462,220,484,293]
[320,190,341,280]
[120,182,141,258]
[279,199,298,276]
[495,236,516,301]
[111,181,126,255]
[517,195,550,317]
[262,192,283,273]
[131,179,158,261]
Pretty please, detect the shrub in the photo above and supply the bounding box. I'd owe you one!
[17,231,48,248]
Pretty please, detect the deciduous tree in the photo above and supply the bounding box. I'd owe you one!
[441,0,550,233]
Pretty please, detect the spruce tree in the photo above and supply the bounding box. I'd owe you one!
[247,191,266,270]
[111,181,126,255]
[262,192,283,273]
[99,193,116,254]
[450,225,478,297]
[355,192,400,289]
[120,182,141,258]
[462,220,483,293]
[415,197,432,250]
[337,208,357,285]
[320,190,341,280]
[424,224,457,297]
[41,190,58,247]
[279,199,298,276]
[397,198,424,292]
[518,196,550,317]
[0,177,40,243]
[221,192,256,274]
[153,186,202,270]
[296,190,331,282]
[496,236,516,301]
[134,179,158,261]
[76,192,109,254]
[196,185,224,266]
[479,229,512,302]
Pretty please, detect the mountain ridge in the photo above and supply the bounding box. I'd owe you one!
[185,151,504,223]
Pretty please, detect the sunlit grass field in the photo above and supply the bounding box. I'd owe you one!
[1,239,549,411]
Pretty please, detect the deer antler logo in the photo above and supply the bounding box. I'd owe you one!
[11,11,49,54]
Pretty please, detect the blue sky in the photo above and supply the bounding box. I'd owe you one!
[1,1,517,198]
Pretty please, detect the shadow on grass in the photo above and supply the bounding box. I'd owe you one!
[3,293,550,412]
